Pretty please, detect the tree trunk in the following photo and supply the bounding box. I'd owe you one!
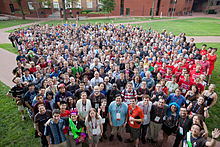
[62,0,67,20]
[17,0,25,20]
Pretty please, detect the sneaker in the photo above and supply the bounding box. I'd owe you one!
[147,138,152,143]
[100,137,103,142]
[117,134,123,142]
[124,138,134,143]
[109,135,114,141]
[103,134,107,139]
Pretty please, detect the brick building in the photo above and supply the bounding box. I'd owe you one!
[111,0,194,16]
[0,0,219,18]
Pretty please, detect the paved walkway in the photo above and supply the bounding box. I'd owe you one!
[0,48,17,87]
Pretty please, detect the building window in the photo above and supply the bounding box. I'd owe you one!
[87,0,93,8]
[75,0,82,8]
[28,2,34,10]
[216,0,220,5]
[65,0,72,9]
[170,0,177,4]
[42,2,49,8]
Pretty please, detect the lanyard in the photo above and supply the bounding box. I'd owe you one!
[82,101,86,111]
[116,104,122,113]
[183,80,190,89]
[156,105,164,118]
[40,113,47,123]
[179,118,187,128]
[92,119,97,129]
[141,88,146,94]
[172,94,181,103]
[143,103,149,115]
[101,108,105,118]
[192,103,201,113]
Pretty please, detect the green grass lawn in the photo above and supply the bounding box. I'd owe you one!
[133,17,220,36]
[6,17,173,32]
[0,43,219,145]
[0,81,40,147]
[0,19,38,29]
[0,43,18,54]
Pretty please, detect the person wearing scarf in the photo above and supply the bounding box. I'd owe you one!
[68,108,86,147]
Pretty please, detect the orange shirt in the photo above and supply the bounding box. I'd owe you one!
[128,105,144,128]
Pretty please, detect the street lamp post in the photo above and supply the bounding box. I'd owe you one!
[151,0,155,19]
[171,0,176,18]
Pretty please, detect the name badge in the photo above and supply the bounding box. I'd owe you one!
[154,116,160,122]
[183,141,189,147]
[144,114,147,121]
[101,118,105,124]
[116,113,121,120]
[179,127,184,135]
[182,89,186,93]
[92,129,98,135]
[169,87,173,92]
[186,100,190,104]
[95,103,99,109]
[130,116,134,124]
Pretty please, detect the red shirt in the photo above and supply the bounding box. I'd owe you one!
[156,61,163,68]
[167,65,174,71]
[128,105,144,128]
[161,86,168,95]
[158,68,167,77]
[196,83,204,94]
[181,63,189,72]
[189,70,203,83]
[165,74,172,81]
[60,110,70,134]
[172,67,182,77]
[200,49,207,56]
[178,79,193,95]
[29,67,37,74]
[40,62,47,68]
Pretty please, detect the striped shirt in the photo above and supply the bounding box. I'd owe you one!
[44,119,67,145]
[121,89,137,104]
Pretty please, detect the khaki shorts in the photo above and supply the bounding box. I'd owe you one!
[53,141,67,147]
[88,135,100,144]
[111,126,124,135]
[18,105,24,111]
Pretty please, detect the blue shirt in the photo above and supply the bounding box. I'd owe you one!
[108,101,128,126]
[44,119,67,144]
[167,93,186,107]
[142,77,155,89]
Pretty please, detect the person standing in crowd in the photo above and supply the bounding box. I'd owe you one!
[137,95,152,144]
[147,98,169,145]
[121,82,137,105]
[98,99,108,142]
[108,94,128,142]
[136,80,150,102]
[167,88,186,107]
[44,109,68,147]
[151,83,167,103]
[55,83,74,108]
[24,83,38,119]
[85,108,103,147]
[182,124,219,147]
[7,77,26,121]
[76,92,92,121]
[202,84,218,109]
[207,48,218,85]
[89,85,106,109]
[34,104,52,147]
[173,107,192,147]
[125,97,144,147]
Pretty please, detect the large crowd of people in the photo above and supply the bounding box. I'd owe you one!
[7,22,219,147]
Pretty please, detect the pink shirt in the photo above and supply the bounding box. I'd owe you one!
[200,60,210,73]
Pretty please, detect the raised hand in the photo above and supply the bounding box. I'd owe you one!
[212,128,220,139]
